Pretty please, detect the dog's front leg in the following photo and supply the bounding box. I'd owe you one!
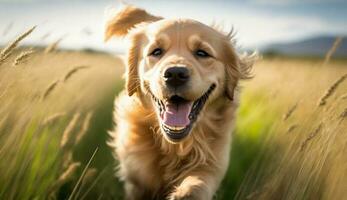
[124,181,148,200]
[168,172,219,200]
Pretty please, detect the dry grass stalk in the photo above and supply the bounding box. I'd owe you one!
[80,168,108,200]
[81,168,97,185]
[283,102,298,121]
[42,66,90,100]
[97,193,104,200]
[57,162,81,185]
[13,49,35,66]
[68,148,98,200]
[323,37,343,66]
[50,162,81,196]
[41,32,51,40]
[63,66,90,82]
[286,124,298,134]
[74,168,98,199]
[0,26,36,65]
[62,152,74,170]
[60,113,81,149]
[340,93,347,100]
[75,112,93,145]
[318,74,347,106]
[339,108,347,119]
[41,79,61,100]
[2,22,13,36]
[42,112,66,125]
[44,38,63,53]
[300,123,323,152]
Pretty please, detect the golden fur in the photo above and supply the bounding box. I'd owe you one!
[106,5,255,200]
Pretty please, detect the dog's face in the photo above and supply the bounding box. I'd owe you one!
[141,20,227,142]
[105,6,252,143]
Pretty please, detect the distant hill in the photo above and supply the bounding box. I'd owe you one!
[262,36,347,57]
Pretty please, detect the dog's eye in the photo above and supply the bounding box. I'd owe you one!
[195,49,210,58]
[149,48,163,57]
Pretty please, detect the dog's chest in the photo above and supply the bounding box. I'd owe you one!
[121,140,204,191]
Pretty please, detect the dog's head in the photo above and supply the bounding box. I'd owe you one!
[106,6,254,143]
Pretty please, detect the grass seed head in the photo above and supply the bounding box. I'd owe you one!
[300,123,323,152]
[283,102,298,121]
[286,124,298,134]
[50,162,81,195]
[63,65,90,82]
[323,37,343,66]
[75,112,93,145]
[339,108,347,119]
[318,74,347,106]
[41,79,61,100]
[42,112,66,126]
[0,26,36,66]
[59,162,81,183]
[44,38,63,53]
[60,113,81,150]
[13,49,35,66]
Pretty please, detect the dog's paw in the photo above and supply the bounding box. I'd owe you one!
[168,190,195,200]
[168,176,205,200]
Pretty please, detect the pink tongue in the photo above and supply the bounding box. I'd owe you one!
[162,102,192,127]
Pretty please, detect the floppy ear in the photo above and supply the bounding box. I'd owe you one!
[125,33,143,96]
[105,5,162,96]
[223,43,256,100]
[105,5,162,40]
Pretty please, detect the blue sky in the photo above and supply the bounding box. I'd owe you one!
[0,0,346,53]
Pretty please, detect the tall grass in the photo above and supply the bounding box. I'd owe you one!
[230,57,347,200]
[0,28,125,198]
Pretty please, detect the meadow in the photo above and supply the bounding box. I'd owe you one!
[0,28,346,200]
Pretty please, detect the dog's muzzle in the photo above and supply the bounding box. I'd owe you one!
[151,83,216,142]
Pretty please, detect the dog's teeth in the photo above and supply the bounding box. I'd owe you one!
[174,126,185,131]
[164,125,185,131]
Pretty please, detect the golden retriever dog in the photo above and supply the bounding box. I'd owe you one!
[106,5,255,200]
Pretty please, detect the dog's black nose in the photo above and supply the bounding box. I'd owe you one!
[164,67,190,87]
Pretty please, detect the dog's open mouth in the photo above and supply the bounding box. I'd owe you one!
[151,84,216,141]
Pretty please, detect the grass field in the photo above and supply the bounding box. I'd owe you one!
[0,30,346,200]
